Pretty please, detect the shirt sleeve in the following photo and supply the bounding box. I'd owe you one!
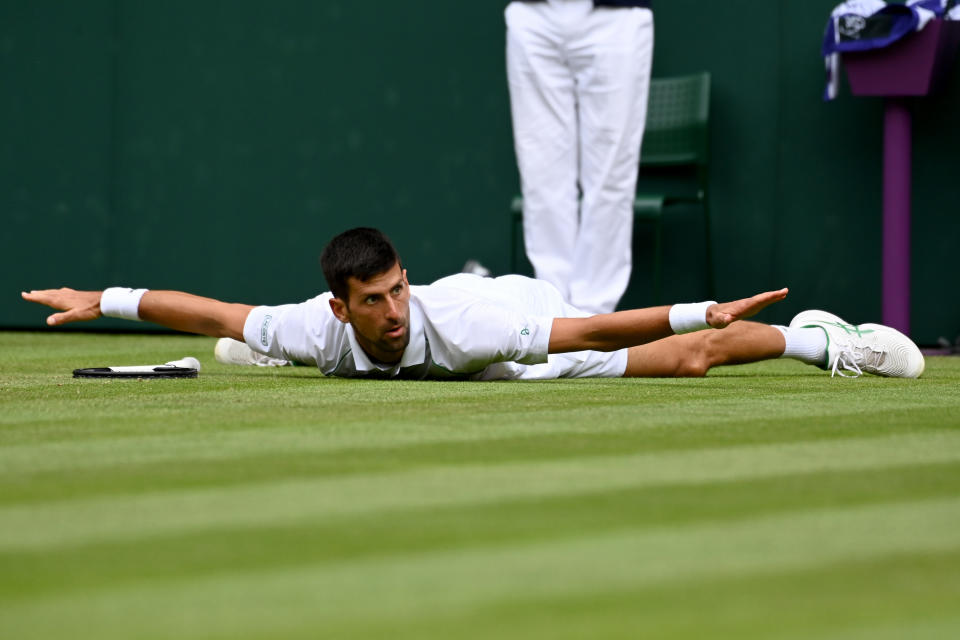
[242,293,340,367]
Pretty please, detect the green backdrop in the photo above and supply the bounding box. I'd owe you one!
[3,0,959,344]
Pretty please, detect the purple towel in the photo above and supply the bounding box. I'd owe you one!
[822,0,951,100]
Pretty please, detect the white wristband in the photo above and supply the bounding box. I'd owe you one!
[100,287,149,321]
[669,301,716,334]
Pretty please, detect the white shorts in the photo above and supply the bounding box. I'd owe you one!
[511,348,629,380]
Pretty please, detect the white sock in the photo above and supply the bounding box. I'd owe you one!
[773,325,827,365]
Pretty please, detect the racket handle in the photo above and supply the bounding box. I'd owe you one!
[164,357,201,371]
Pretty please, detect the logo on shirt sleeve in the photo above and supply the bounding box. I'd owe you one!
[520,327,530,336]
[261,315,273,347]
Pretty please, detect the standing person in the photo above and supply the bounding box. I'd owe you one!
[506,0,654,314]
[22,227,925,380]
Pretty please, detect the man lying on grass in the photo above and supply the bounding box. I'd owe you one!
[22,227,924,380]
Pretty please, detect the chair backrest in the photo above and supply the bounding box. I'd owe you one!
[640,72,711,168]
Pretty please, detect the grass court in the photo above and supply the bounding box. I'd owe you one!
[2,331,960,639]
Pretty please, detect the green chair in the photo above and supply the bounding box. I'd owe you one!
[510,71,713,304]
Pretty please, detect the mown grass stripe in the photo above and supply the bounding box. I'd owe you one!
[4,462,958,601]
[4,414,958,507]
[3,376,956,436]
[3,395,958,474]
[387,550,960,640]
[780,616,960,640]
[2,497,959,640]
[1,430,959,551]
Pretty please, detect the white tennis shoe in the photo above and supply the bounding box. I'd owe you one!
[214,338,291,367]
[789,310,924,378]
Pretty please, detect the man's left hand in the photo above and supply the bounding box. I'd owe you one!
[706,288,788,329]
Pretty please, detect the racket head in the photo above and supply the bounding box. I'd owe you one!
[72,366,198,379]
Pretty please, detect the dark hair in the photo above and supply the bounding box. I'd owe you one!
[320,227,401,302]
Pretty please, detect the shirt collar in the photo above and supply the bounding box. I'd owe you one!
[399,298,426,368]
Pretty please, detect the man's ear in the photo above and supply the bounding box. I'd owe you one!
[329,297,349,324]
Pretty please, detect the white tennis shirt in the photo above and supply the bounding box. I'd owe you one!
[241,273,627,380]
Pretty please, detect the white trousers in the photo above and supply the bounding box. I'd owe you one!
[506,0,653,314]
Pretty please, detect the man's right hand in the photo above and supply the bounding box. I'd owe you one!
[21,288,102,326]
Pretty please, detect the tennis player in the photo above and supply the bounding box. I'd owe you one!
[22,227,924,380]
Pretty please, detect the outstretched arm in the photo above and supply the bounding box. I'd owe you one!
[548,288,788,354]
[21,288,253,341]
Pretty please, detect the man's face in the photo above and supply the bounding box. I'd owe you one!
[329,262,411,364]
